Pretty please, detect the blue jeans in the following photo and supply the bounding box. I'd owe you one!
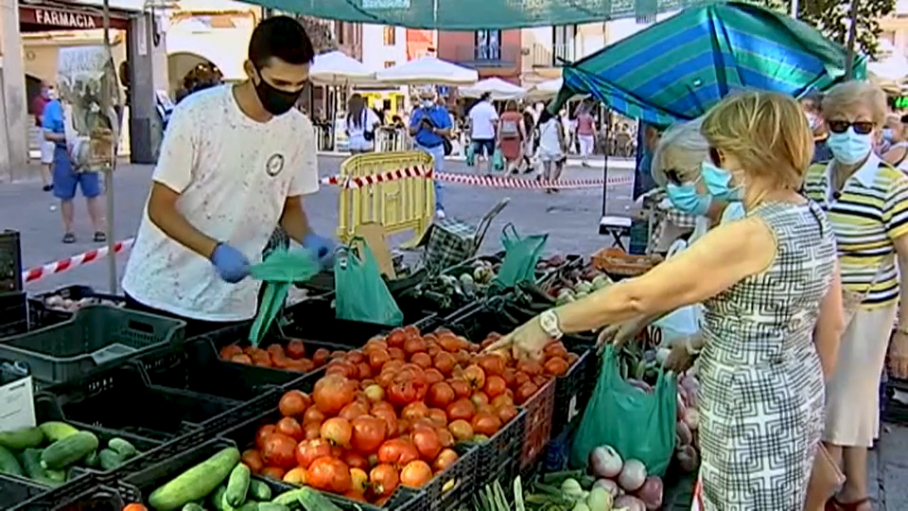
[52,146,101,200]
[416,143,445,212]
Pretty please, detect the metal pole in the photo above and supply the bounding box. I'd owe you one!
[790,0,799,18]
[844,0,860,80]
[102,0,117,293]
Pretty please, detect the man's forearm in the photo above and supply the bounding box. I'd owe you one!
[148,203,219,259]
[44,131,65,142]
[280,198,313,244]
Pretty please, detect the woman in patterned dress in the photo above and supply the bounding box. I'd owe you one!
[487,91,844,510]
[802,81,908,511]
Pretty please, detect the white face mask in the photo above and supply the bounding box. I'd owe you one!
[421,99,434,108]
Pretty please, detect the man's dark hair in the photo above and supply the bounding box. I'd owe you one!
[480,91,492,101]
[249,16,315,68]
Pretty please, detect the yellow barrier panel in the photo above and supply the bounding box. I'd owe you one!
[337,151,436,248]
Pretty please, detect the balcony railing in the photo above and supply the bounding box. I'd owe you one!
[530,42,577,68]
[451,44,520,68]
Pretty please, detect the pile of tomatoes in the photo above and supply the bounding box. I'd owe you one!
[240,325,580,504]
[219,338,332,372]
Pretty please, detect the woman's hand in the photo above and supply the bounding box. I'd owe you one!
[663,343,695,373]
[596,318,647,350]
[482,317,552,362]
[890,330,908,379]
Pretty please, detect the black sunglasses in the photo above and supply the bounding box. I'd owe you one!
[827,120,875,135]
[665,168,683,185]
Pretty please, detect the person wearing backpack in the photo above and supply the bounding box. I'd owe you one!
[497,100,526,175]
[345,93,381,154]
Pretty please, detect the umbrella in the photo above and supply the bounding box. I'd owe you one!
[552,2,866,126]
[310,51,376,86]
[459,78,526,100]
[526,78,563,100]
[376,56,478,86]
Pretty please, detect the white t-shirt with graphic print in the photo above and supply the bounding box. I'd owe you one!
[122,85,320,321]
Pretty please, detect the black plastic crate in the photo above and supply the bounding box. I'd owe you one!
[253,473,427,511]
[0,230,22,294]
[0,291,27,339]
[38,364,243,443]
[0,304,186,385]
[0,474,48,509]
[464,408,526,488]
[9,473,127,511]
[280,297,438,342]
[27,285,126,321]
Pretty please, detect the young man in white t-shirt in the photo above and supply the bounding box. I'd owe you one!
[468,92,499,175]
[121,16,333,335]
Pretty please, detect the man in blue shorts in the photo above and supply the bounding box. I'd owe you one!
[409,86,451,218]
[42,98,106,244]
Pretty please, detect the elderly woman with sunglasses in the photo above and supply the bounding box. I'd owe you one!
[487,90,844,510]
[802,81,908,511]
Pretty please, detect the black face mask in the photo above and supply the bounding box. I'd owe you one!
[253,70,304,116]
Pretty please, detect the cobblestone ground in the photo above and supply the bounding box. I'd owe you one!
[2,155,905,509]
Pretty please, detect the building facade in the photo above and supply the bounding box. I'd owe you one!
[436,29,522,83]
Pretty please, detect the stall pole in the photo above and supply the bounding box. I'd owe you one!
[102,0,117,293]
[600,109,612,217]
[844,0,860,80]
[790,0,799,18]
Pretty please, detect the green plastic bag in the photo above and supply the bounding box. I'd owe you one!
[249,249,320,346]
[492,148,505,172]
[465,143,476,167]
[570,345,677,476]
[493,224,547,288]
[334,240,404,326]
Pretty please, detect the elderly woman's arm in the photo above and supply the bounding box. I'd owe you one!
[814,264,845,381]
[556,217,776,334]
[890,234,908,378]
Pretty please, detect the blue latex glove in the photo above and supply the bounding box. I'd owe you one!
[303,233,335,269]
[210,243,251,283]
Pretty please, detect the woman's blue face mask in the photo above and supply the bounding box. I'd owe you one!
[666,176,712,216]
[701,161,742,202]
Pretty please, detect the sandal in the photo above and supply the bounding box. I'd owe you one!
[62,233,76,244]
[93,231,107,242]
[826,497,871,511]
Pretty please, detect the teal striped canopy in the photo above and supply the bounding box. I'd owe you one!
[553,2,866,126]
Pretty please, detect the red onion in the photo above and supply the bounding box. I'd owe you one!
[614,495,646,511]
[676,420,693,446]
[684,407,700,431]
[589,445,623,478]
[677,444,699,473]
[637,476,663,510]
[617,459,647,492]
[592,478,621,497]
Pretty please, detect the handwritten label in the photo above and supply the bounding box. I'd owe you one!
[0,376,35,432]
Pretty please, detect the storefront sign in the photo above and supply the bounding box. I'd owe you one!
[19,6,130,31]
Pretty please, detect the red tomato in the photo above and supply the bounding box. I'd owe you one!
[320,417,353,448]
[338,401,371,421]
[369,463,400,497]
[278,390,311,418]
[477,354,506,377]
[544,357,570,376]
[378,438,420,466]
[497,404,518,424]
[351,416,387,455]
[516,360,544,377]
[435,426,455,447]
[446,398,475,422]
[470,392,489,408]
[484,376,507,398]
[463,364,486,391]
[286,339,307,359]
[427,408,448,428]
[423,368,445,386]
[410,352,432,369]
[448,379,471,399]
[372,407,399,440]
[261,433,298,469]
[241,449,264,474]
[400,460,433,487]
[304,421,322,440]
[302,406,325,425]
[295,438,332,469]
[343,451,371,471]
[308,456,352,493]
[260,466,286,480]
[515,381,539,405]
[388,347,406,360]
[275,416,304,441]
[368,349,391,371]
[387,329,407,348]
[313,374,356,416]
[312,348,331,366]
[544,342,569,358]
[410,428,442,461]
[471,412,502,437]
[401,401,429,422]
[433,352,457,375]
[433,448,459,473]
[448,419,474,441]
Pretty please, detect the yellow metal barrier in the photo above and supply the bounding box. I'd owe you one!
[337,151,436,247]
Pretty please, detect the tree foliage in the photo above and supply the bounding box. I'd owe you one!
[297,16,338,54]
[747,0,895,58]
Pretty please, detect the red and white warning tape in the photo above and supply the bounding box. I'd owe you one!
[320,165,633,189]
[22,238,135,284]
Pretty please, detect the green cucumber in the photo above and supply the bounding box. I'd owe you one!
[294,487,341,511]
[0,427,44,450]
[148,447,240,511]
[210,487,227,509]
[19,448,56,485]
[256,505,289,511]
[213,489,236,511]
[238,503,260,511]
[41,431,99,470]
[83,450,99,468]
[44,468,67,482]
[248,480,272,501]
[271,489,307,506]
[0,445,24,476]
[181,504,207,511]
[225,463,251,507]
[107,437,137,459]
[38,422,80,443]
[98,448,124,471]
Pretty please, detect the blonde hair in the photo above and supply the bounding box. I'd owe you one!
[651,117,708,187]
[701,90,813,190]
[821,81,887,126]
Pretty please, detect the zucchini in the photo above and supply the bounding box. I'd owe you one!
[271,489,307,506]
[225,463,251,507]
[148,447,240,511]
[210,487,227,509]
[295,487,341,511]
[83,450,99,468]
[256,505,288,511]
[41,431,99,470]
[44,468,67,482]
[19,448,56,485]
[0,445,24,476]
[0,427,44,450]
[38,421,80,443]
[214,490,236,511]
[248,480,272,501]
[99,448,124,471]
[182,504,207,511]
[238,503,260,511]
[108,437,137,459]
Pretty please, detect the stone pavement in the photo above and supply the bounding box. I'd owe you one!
[3,155,908,509]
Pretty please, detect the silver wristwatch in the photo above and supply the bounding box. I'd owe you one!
[539,310,564,340]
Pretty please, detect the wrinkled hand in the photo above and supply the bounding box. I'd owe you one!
[209,243,251,284]
[890,330,908,379]
[303,233,336,270]
[483,317,551,362]
[663,343,695,373]
[596,318,647,351]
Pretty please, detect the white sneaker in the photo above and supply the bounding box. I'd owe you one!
[435,209,446,219]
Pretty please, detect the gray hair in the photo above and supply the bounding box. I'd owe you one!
[822,81,888,127]
[651,117,709,187]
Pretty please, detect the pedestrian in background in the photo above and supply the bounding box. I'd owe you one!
[409,86,451,218]
[42,92,106,244]
[345,93,380,154]
[536,107,566,193]
[800,90,834,164]
[497,100,525,175]
[576,105,597,166]
[468,91,498,175]
[883,114,908,172]
[31,83,55,191]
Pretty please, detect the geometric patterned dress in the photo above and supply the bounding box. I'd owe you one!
[694,201,836,510]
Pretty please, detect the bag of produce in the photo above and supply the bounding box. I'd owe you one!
[334,240,404,326]
[571,345,677,476]
[650,240,702,344]
[465,142,476,167]
[493,224,548,288]
[249,249,320,346]
[492,148,505,172]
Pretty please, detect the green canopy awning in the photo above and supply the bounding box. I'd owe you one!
[552,2,866,126]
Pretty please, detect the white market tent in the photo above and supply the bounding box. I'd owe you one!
[376,56,478,86]
[310,51,377,86]
[526,78,563,100]
[458,77,526,100]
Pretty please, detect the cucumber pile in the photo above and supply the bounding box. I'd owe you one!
[143,446,341,511]
[0,421,140,486]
